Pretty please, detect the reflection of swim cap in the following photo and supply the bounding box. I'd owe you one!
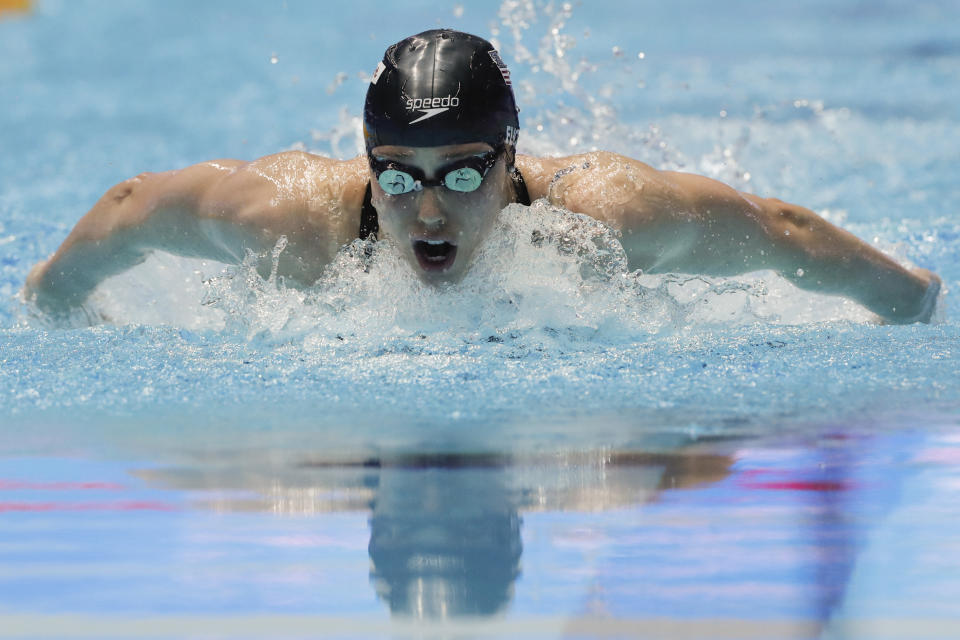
[363,29,520,156]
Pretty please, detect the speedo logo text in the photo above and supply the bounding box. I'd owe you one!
[406,95,461,124]
[406,95,460,110]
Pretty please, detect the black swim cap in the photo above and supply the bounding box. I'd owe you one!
[363,29,519,156]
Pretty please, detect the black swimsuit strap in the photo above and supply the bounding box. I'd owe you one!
[357,167,531,239]
[511,166,532,206]
[358,182,379,240]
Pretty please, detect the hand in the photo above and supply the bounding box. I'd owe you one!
[910,268,941,324]
[22,259,49,304]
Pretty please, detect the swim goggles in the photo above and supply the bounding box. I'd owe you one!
[370,148,502,196]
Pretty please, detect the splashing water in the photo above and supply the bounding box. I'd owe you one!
[144,197,866,353]
[198,201,670,348]
[12,0,941,340]
[2,0,956,440]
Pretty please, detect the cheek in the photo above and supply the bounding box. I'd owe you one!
[444,194,501,243]
[371,194,415,233]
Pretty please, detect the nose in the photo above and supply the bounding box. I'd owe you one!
[416,187,446,227]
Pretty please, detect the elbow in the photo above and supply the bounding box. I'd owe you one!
[761,201,822,255]
[105,173,152,205]
[773,202,815,231]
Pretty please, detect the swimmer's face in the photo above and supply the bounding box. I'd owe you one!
[368,142,514,283]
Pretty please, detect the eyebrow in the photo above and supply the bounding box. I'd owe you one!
[442,149,493,161]
[373,149,415,160]
[442,143,494,157]
[372,146,494,162]
[373,150,494,170]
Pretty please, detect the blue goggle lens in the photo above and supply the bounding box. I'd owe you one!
[372,150,500,196]
[378,169,418,195]
[443,167,484,192]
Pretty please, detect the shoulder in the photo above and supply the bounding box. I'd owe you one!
[215,152,368,210]
[515,151,675,222]
[200,152,369,238]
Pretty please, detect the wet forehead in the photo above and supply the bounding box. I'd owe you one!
[371,142,494,169]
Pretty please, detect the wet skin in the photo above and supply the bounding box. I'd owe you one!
[368,142,516,284]
[23,146,941,323]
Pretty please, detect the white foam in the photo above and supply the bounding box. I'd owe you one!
[63,196,873,343]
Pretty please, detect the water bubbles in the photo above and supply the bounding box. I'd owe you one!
[452,4,464,17]
[159,196,836,352]
[637,51,645,59]
[325,71,349,95]
[269,53,279,65]
[784,230,791,236]
[796,268,805,277]
[612,46,623,57]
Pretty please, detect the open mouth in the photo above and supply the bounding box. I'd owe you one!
[412,239,458,272]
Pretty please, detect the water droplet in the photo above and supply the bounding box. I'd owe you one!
[784,229,791,236]
[719,110,727,118]
[452,4,464,17]
[269,54,279,65]
[612,46,623,57]
[637,51,645,59]
[796,268,805,277]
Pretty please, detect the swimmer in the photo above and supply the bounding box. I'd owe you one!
[24,29,941,323]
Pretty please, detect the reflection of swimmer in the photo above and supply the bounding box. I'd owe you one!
[134,448,735,619]
[24,29,940,323]
[367,466,521,618]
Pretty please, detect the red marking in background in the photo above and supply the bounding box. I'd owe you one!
[740,480,852,492]
[0,480,125,491]
[0,501,177,513]
[737,469,855,492]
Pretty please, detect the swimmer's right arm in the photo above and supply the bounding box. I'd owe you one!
[24,153,368,313]
[25,161,247,312]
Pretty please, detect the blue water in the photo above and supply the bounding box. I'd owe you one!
[1,1,959,638]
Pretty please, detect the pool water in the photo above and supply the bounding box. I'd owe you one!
[1,1,959,638]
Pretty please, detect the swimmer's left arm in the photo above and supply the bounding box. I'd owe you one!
[518,151,940,323]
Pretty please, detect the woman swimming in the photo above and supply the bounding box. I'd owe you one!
[24,29,941,323]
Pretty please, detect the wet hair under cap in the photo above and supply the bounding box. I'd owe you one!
[363,29,520,158]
